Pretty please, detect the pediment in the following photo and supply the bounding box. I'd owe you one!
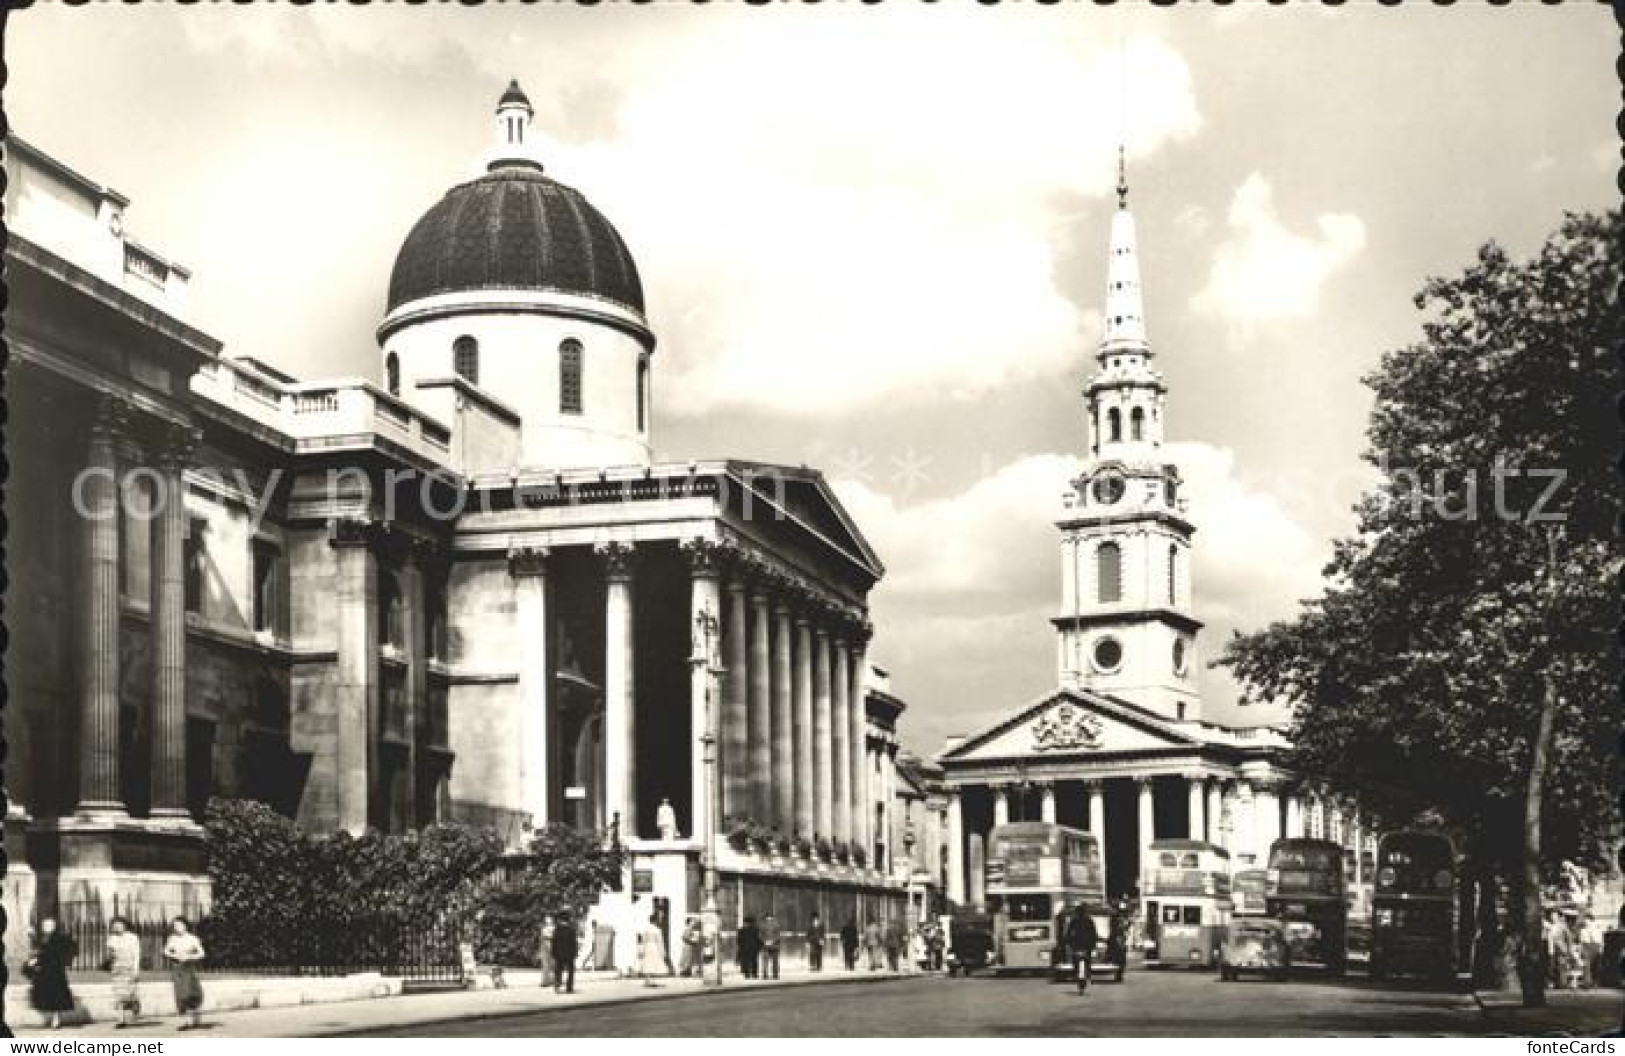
[941,689,1195,763]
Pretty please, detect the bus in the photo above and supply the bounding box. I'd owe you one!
[1369,831,1457,983]
[1231,868,1270,918]
[1142,839,1232,968]
[1266,838,1348,974]
[985,822,1105,974]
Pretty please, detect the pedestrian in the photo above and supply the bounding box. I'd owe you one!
[883,919,902,972]
[927,924,945,972]
[614,895,641,978]
[679,917,703,977]
[761,913,782,980]
[105,916,143,1028]
[636,914,667,987]
[25,917,77,1030]
[1065,904,1099,993]
[162,917,205,1030]
[864,919,883,970]
[537,914,556,989]
[806,912,826,973]
[840,918,859,971]
[551,911,579,994]
[737,915,762,979]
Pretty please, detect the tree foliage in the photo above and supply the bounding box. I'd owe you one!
[472,823,624,966]
[1219,211,1621,904]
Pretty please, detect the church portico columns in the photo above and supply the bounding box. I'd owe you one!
[683,538,723,842]
[148,429,196,823]
[1187,774,1205,842]
[1285,793,1305,840]
[812,627,834,841]
[1253,780,1282,857]
[76,397,128,817]
[1085,780,1106,847]
[792,612,815,840]
[848,628,870,862]
[510,544,551,831]
[992,784,1010,828]
[1040,782,1057,824]
[770,596,794,833]
[831,635,852,846]
[722,577,750,823]
[746,583,772,825]
[946,790,966,905]
[1205,779,1224,849]
[330,517,381,836]
[1136,777,1155,886]
[598,541,637,840]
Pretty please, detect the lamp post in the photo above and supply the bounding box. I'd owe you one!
[692,607,726,988]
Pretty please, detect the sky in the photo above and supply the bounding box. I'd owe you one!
[9,4,1616,756]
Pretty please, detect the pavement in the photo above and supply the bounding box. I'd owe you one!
[7,965,909,1038]
[1473,987,1623,1036]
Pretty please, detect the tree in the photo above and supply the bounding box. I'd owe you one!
[473,823,625,965]
[1219,210,1621,1007]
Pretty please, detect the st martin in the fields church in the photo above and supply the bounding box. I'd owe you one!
[3,82,923,954]
[935,154,1377,913]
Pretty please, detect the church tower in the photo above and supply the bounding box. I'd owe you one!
[1054,150,1202,723]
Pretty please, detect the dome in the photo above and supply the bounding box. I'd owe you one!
[386,166,645,317]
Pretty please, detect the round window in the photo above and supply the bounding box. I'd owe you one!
[1093,637,1123,673]
[1091,471,1126,505]
[1173,638,1188,676]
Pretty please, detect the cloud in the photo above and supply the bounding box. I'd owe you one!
[539,21,1202,417]
[1191,173,1366,331]
[836,443,1325,745]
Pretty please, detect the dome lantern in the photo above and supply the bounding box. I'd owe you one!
[488,78,545,175]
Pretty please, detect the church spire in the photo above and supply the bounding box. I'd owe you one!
[1100,147,1148,353]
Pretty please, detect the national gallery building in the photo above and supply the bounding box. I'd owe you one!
[3,84,920,946]
[937,163,1376,911]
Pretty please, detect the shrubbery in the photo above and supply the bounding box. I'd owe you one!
[472,824,625,966]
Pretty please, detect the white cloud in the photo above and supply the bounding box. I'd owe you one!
[837,443,1324,735]
[1192,173,1366,330]
[540,21,1202,416]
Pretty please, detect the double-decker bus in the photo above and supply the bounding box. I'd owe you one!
[1230,868,1270,918]
[1369,831,1457,982]
[985,822,1104,974]
[1266,838,1348,974]
[1142,840,1232,968]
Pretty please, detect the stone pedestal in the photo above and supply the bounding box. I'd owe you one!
[36,815,209,922]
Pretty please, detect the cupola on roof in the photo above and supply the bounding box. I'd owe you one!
[385,82,645,317]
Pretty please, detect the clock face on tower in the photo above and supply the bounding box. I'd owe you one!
[1091,471,1126,505]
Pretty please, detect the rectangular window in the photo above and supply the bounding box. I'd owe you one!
[184,517,206,614]
[252,540,280,633]
[560,340,583,415]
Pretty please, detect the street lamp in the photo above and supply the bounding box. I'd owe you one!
[692,607,726,988]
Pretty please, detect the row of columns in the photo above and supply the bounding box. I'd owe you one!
[942,773,1330,905]
[74,396,194,823]
[714,548,871,852]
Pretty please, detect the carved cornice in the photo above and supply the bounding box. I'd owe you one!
[681,536,724,578]
[91,393,136,444]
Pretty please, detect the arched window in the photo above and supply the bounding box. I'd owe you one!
[1097,541,1122,603]
[1168,544,1178,604]
[453,335,479,386]
[1107,408,1122,443]
[1131,406,1145,442]
[385,353,401,397]
[559,338,583,415]
[636,354,648,432]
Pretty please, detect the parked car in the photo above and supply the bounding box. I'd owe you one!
[946,911,995,976]
[1218,918,1288,982]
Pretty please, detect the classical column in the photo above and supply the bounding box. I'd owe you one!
[1234,781,1256,862]
[1187,774,1205,842]
[330,518,379,835]
[76,400,127,815]
[1136,777,1155,888]
[831,635,852,845]
[508,545,550,830]
[1286,793,1305,840]
[684,539,722,842]
[792,613,814,839]
[398,543,427,830]
[1040,782,1057,824]
[1206,779,1223,849]
[722,577,750,822]
[747,584,772,824]
[1254,781,1282,854]
[848,631,870,859]
[1085,780,1105,841]
[812,627,834,841]
[599,541,637,839]
[771,599,794,832]
[946,790,966,905]
[148,436,192,820]
[992,785,1010,828]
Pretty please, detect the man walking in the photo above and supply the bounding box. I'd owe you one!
[737,916,763,979]
[840,918,859,971]
[1065,904,1099,993]
[760,913,783,980]
[807,912,826,972]
[551,911,579,994]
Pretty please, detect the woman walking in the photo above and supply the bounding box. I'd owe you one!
[162,917,206,1030]
[635,914,667,987]
[25,917,77,1030]
[105,917,143,1028]
[537,914,556,989]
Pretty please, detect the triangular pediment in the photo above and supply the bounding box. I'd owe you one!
[940,688,1196,763]
[725,461,884,582]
